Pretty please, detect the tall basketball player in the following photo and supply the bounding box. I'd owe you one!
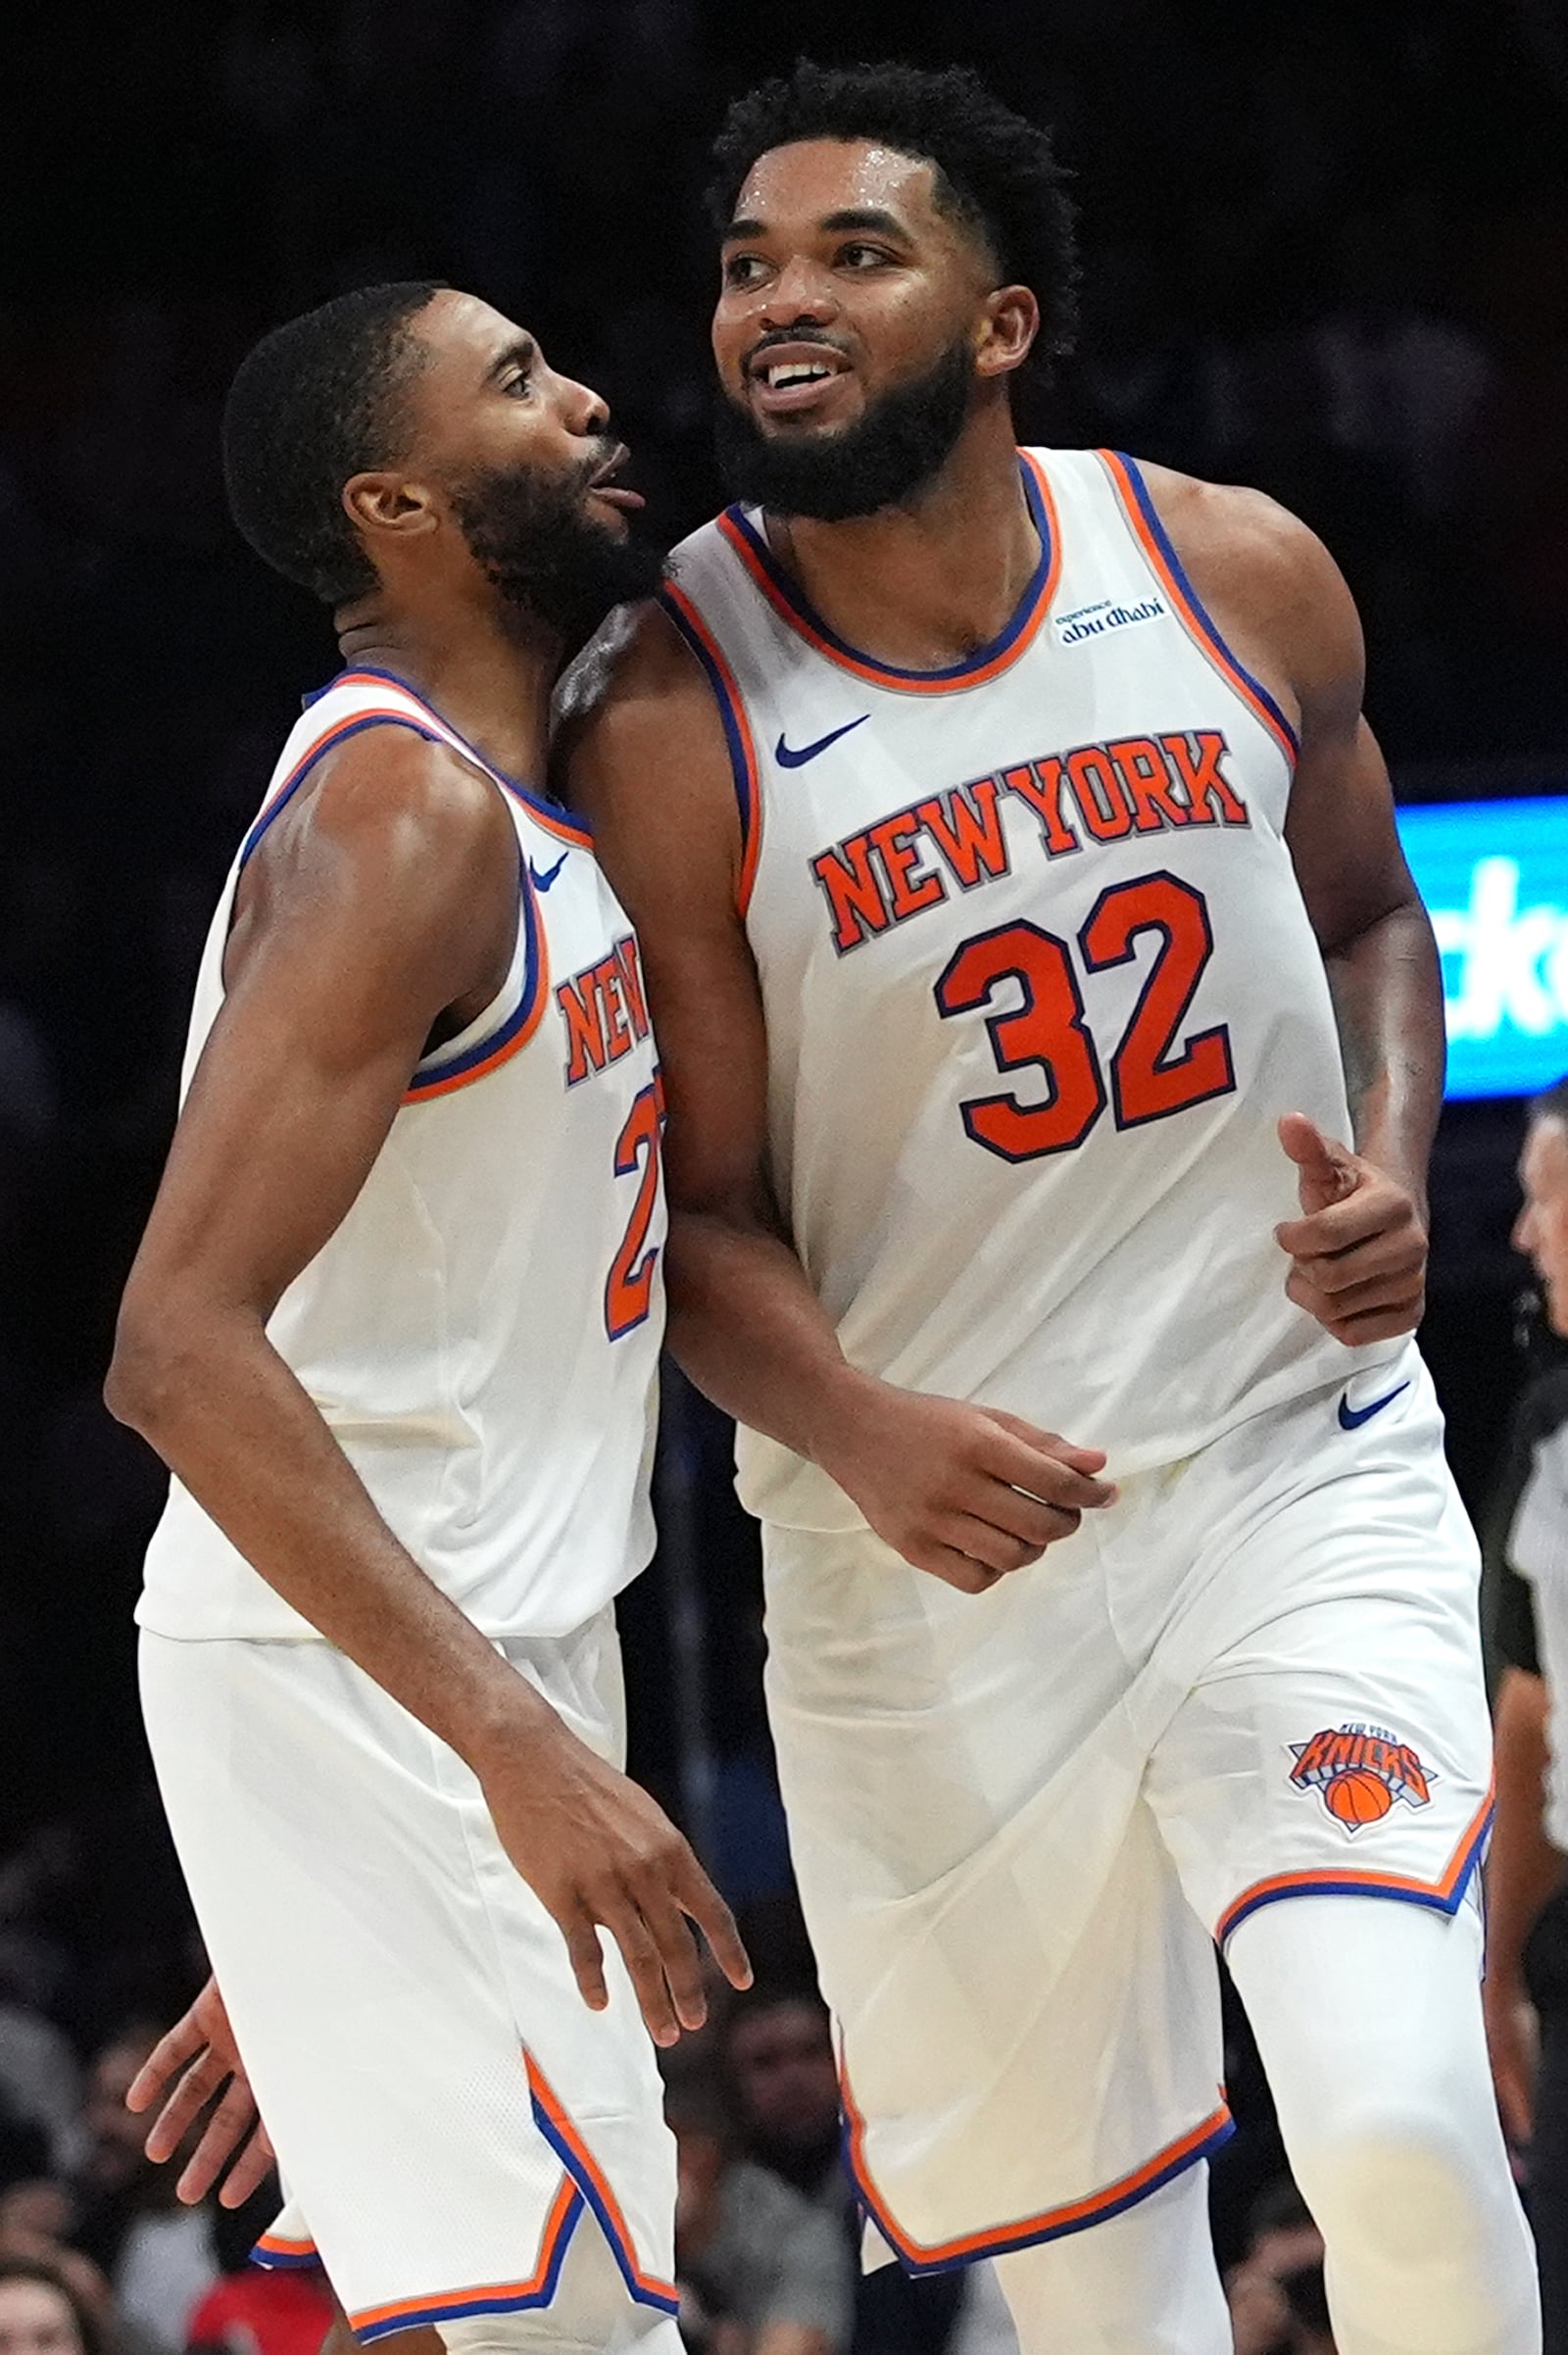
[106,283,748,2355]
[558,62,1539,2355]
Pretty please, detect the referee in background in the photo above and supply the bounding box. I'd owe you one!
[1487,1075,1568,2350]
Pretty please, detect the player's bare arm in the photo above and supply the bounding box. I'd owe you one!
[564,608,1114,1593]
[107,731,745,2045]
[1142,466,1441,1346]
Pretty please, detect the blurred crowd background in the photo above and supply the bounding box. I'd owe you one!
[0,3,1564,2350]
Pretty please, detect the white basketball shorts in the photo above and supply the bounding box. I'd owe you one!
[139,1608,677,2342]
[760,1343,1493,2274]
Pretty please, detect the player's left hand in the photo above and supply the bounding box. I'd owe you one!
[126,1976,276,2208]
[1273,1111,1427,1346]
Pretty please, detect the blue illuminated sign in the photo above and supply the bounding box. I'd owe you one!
[1396,797,1568,1100]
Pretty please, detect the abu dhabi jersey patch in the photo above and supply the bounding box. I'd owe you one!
[1054,593,1167,648]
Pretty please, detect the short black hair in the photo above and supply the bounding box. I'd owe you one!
[707,59,1079,382]
[222,281,446,605]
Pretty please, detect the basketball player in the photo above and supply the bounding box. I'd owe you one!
[556,61,1539,2355]
[105,281,749,2355]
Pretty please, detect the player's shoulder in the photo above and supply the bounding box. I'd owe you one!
[1131,461,1342,608]
[266,711,516,890]
[557,596,711,731]
[1125,457,1361,700]
[554,592,736,818]
[554,512,736,734]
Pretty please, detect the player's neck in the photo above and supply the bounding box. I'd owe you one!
[762,411,1038,673]
[336,604,560,792]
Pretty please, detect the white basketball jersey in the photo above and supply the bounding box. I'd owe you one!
[138,669,665,1640]
[662,448,1400,1529]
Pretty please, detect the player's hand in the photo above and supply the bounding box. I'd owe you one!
[1273,1112,1427,1346]
[126,1977,276,2208]
[1484,1974,1539,2151]
[474,1713,751,2048]
[816,1380,1115,1593]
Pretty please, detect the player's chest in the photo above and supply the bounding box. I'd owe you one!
[750,647,1294,974]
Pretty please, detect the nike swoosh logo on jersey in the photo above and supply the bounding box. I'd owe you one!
[1337,1380,1411,1431]
[528,852,567,891]
[775,714,870,767]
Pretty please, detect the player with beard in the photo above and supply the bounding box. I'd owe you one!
[106,282,749,2355]
[558,61,1538,2355]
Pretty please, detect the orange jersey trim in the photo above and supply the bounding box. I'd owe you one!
[401,861,550,1104]
[240,706,449,868]
[244,676,593,866]
[840,2070,1234,2272]
[524,2051,678,2309]
[345,2178,583,2341]
[1096,452,1299,767]
[333,670,595,849]
[1215,1779,1495,1949]
[714,452,1062,697]
[659,581,762,913]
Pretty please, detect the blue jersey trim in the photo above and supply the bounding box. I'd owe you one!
[1218,1808,1492,1950]
[847,2112,1236,2274]
[528,2085,680,2314]
[722,457,1054,686]
[658,589,757,857]
[310,667,594,841]
[349,2208,583,2343]
[405,843,540,1095]
[1222,1872,1476,1946]
[239,715,448,868]
[1108,455,1299,756]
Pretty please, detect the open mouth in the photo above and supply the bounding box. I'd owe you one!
[747,342,851,417]
[587,445,646,512]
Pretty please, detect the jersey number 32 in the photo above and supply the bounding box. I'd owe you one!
[934,872,1235,1160]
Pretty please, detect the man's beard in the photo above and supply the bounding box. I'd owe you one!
[451,454,665,654]
[713,336,974,521]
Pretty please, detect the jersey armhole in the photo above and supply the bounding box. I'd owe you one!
[402,833,547,1104]
[1095,450,1300,769]
[240,709,548,1105]
[657,584,761,915]
[238,711,453,869]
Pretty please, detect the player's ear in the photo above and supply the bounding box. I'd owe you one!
[975,284,1039,380]
[341,471,439,548]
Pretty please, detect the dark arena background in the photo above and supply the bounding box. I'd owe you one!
[0,6,1565,2352]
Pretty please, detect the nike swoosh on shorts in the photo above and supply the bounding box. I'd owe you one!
[1337,1379,1411,1431]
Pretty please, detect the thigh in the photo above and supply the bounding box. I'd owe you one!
[1143,1364,1493,1950]
[763,1524,1227,2274]
[139,1627,675,2343]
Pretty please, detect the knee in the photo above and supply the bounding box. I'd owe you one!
[1296,2093,1502,2270]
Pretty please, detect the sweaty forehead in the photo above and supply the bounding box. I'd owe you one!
[734,137,946,236]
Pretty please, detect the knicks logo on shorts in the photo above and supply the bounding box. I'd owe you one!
[1288,1722,1435,1833]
